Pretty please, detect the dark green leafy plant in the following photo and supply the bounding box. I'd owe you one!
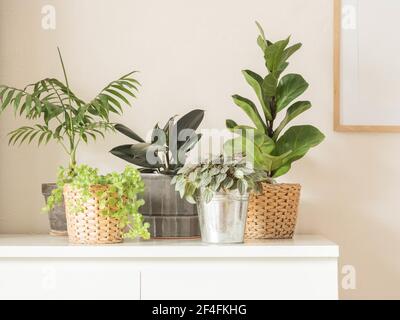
[110,109,205,176]
[172,156,269,204]
[225,22,325,178]
[0,48,139,174]
[48,165,150,240]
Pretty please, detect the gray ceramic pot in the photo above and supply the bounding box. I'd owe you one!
[141,174,200,238]
[41,183,68,236]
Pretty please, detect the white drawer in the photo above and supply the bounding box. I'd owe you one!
[0,260,140,300]
[140,259,338,300]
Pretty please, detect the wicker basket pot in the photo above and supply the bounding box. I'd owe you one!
[245,183,301,240]
[64,184,123,245]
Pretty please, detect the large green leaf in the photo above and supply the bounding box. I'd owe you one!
[272,125,325,176]
[114,124,145,143]
[242,70,272,120]
[232,95,266,132]
[224,130,275,170]
[255,151,292,174]
[276,74,309,111]
[273,101,311,140]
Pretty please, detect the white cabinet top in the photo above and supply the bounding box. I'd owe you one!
[0,235,338,258]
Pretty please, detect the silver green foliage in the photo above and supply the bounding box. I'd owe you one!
[172,156,270,204]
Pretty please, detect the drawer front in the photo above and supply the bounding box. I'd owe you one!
[0,260,140,300]
[141,259,338,300]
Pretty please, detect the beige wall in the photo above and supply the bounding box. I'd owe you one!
[0,0,399,299]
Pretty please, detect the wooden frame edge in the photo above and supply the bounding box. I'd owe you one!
[333,0,400,133]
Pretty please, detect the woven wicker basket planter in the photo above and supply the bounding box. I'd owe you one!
[64,184,123,245]
[245,183,301,240]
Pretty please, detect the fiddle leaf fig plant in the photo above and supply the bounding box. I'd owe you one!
[172,156,269,204]
[0,48,139,175]
[225,22,325,178]
[110,109,205,176]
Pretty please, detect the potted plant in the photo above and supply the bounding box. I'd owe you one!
[172,156,267,244]
[110,109,204,238]
[0,48,141,236]
[58,164,149,244]
[225,22,325,239]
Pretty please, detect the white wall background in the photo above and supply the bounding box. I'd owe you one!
[0,0,399,299]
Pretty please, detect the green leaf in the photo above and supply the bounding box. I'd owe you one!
[111,84,136,99]
[272,125,325,176]
[262,72,279,97]
[202,188,214,203]
[105,89,130,106]
[255,21,271,52]
[232,95,266,132]
[242,70,272,121]
[224,130,275,165]
[28,130,40,143]
[1,89,15,110]
[276,74,309,112]
[264,37,290,73]
[38,131,47,146]
[103,94,122,113]
[226,119,238,131]
[273,101,312,140]
[13,92,24,113]
[272,164,291,178]
[256,21,267,44]
[110,144,163,169]
[282,43,302,62]
[257,36,267,52]
[176,109,205,134]
[114,124,145,143]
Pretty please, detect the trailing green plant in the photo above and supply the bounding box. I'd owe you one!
[0,48,139,175]
[225,22,325,178]
[172,156,269,204]
[47,164,150,240]
[110,109,204,176]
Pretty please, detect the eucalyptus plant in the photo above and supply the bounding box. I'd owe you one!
[172,156,269,204]
[0,48,139,175]
[111,109,205,176]
[225,22,325,178]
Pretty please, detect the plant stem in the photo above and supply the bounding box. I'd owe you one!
[267,97,277,138]
[57,47,78,175]
[57,48,75,148]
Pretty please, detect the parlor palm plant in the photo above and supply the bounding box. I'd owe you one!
[0,48,139,174]
[0,48,146,237]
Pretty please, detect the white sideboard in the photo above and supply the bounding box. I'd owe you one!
[0,235,339,300]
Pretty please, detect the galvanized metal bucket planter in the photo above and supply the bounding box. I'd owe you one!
[197,190,249,244]
[141,174,200,238]
[41,183,68,236]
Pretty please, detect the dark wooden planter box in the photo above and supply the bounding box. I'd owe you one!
[141,174,200,238]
